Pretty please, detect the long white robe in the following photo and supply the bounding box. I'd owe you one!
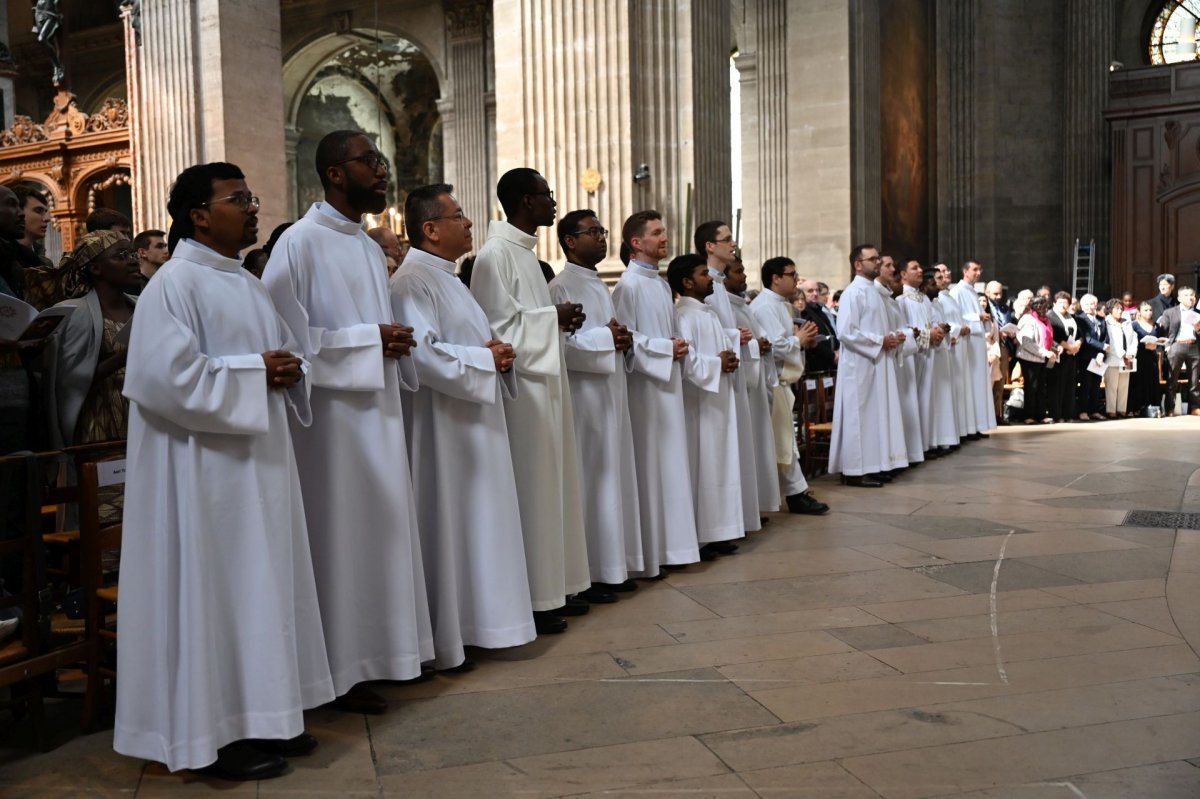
[901,287,957,449]
[612,261,701,570]
[937,291,971,439]
[262,203,432,691]
[115,239,333,772]
[676,297,743,543]
[731,294,780,513]
[549,262,643,583]
[706,272,762,532]
[829,275,908,476]
[470,220,589,609]
[879,282,923,464]
[749,289,810,497]
[924,296,961,447]
[949,281,998,432]
[390,247,535,668]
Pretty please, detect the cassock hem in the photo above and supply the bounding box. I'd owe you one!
[113,709,305,773]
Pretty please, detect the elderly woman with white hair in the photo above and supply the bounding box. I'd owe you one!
[1075,293,1108,421]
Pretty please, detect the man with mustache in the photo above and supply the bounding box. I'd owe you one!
[263,130,432,714]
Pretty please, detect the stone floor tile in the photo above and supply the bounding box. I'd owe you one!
[1036,488,1184,511]
[839,711,1200,799]
[940,761,1200,799]
[1039,577,1165,603]
[375,650,629,699]
[134,765,257,797]
[842,513,1025,539]
[504,623,679,658]
[370,667,779,773]
[661,606,882,644]
[611,630,852,676]
[1088,596,1181,635]
[549,583,720,632]
[664,548,891,587]
[908,560,1083,594]
[897,604,1133,643]
[743,524,935,552]
[866,621,1181,674]
[257,708,377,795]
[1016,547,1172,584]
[677,569,966,618]
[0,730,142,794]
[850,543,952,568]
[701,706,1021,773]
[901,530,1142,564]
[749,644,1200,722]
[913,504,1129,526]
[565,773,756,799]
[857,589,1072,623]
[717,650,901,689]
[737,761,884,798]
[1086,524,1178,547]
[15,790,136,799]
[828,624,929,650]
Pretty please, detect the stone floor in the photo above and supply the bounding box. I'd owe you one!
[3,418,1200,798]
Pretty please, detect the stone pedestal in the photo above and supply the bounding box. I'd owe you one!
[133,0,288,238]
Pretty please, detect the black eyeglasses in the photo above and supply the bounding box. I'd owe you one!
[202,193,260,211]
[332,152,391,173]
[528,190,555,200]
[781,270,798,278]
[714,236,734,244]
[431,211,467,224]
[570,226,607,238]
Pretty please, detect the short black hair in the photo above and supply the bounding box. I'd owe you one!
[693,220,726,255]
[264,222,293,256]
[621,210,662,248]
[86,207,131,233]
[849,243,876,268]
[761,256,794,289]
[132,229,165,251]
[1053,290,1072,303]
[166,162,245,252]
[243,248,268,272]
[667,253,706,296]
[557,209,597,255]
[496,168,543,218]
[316,129,367,190]
[404,183,454,248]
[13,184,48,210]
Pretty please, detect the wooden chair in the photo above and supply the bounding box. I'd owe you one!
[42,441,128,591]
[0,452,89,750]
[800,372,836,477]
[77,457,125,732]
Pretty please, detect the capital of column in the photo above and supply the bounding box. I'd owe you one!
[445,0,490,42]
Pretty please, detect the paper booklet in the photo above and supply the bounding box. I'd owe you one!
[0,294,75,344]
[1140,335,1160,346]
[1183,308,1200,328]
[1085,354,1107,377]
[999,322,1018,335]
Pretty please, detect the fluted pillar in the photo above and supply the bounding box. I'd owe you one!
[133,0,287,237]
[935,0,976,267]
[1063,0,1114,294]
[849,0,881,247]
[444,0,493,248]
[690,0,732,225]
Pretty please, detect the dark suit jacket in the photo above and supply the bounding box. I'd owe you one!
[799,301,837,373]
[1048,311,1077,347]
[1156,305,1199,348]
[1075,313,1108,359]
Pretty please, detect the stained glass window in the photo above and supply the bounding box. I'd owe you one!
[1150,1,1200,65]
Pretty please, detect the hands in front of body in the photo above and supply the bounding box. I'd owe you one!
[557,302,586,333]
[607,318,633,352]
[758,336,772,355]
[262,350,303,390]
[797,320,820,348]
[486,339,516,373]
[672,337,689,361]
[882,331,905,351]
[380,323,416,358]
[720,350,740,373]
[738,327,753,346]
[930,326,946,346]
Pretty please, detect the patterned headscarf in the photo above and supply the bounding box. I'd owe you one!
[59,230,127,299]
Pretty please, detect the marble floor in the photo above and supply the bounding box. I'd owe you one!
[3,418,1200,798]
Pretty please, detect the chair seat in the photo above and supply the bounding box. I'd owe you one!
[50,613,85,637]
[43,531,80,545]
[0,638,30,667]
[809,422,834,434]
[96,586,118,603]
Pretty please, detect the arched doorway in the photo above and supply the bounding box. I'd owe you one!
[285,32,443,230]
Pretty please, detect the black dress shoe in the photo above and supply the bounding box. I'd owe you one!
[706,540,740,555]
[872,472,894,483]
[786,492,830,514]
[841,474,883,488]
[441,657,476,674]
[198,741,288,781]
[533,610,568,634]
[333,684,388,715]
[577,585,619,604]
[549,597,590,616]
[595,580,637,593]
[699,547,719,561]
[760,517,769,526]
[662,563,688,571]
[248,732,318,758]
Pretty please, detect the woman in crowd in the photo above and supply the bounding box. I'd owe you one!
[43,231,139,447]
[1047,291,1080,423]
[1016,296,1057,424]
[1128,301,1163,416]
[1101,297,1137,419]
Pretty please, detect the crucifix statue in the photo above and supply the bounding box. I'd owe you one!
[32,0,66,87]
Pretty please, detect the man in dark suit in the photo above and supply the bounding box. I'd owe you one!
[1148,273,1178,321]
[1075,293,1108,420]
[799,278,837,373]
[1157,286,1200,416]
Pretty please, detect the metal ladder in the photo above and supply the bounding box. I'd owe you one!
[1071,239,1095,298]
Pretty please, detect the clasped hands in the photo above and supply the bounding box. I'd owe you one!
[882,330,907,351]
[720,350,740,373]
[262,350,303,390]
[486,339,516,372]
[556,302,586,333]
[380,323,416,359]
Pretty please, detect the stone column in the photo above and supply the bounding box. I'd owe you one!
[690,0,733,225]
[444,0,492,248]
[849,0,881,247]
[284,124,302,220]
[935,0,976,267]
[1063,0,1113,293]
[0,4,14,128]
[134,0,288,237]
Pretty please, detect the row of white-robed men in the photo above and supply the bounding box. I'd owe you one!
[110,146,826,779]
[830,250,998,486]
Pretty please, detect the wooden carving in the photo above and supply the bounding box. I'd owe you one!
[0,116,49,147]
